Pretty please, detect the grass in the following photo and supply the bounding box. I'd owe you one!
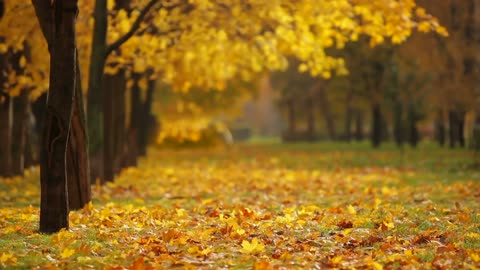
[0,141,479,269]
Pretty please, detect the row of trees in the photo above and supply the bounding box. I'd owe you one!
[0,0,447,232]
[270,0,480,149]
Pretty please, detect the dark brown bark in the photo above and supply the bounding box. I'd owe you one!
[306,99,315,141]
[448,110,458,148]
[354,109,364,141]
[11,90,29,175]
[316,85,336,140]
[138,79,155,156]
[0,94,12,177]
[113,71,127,173]
[66,55,91,210]
[103,73,115,182]
[286,99,296,133]
[0,48,11,176]
[371,103,382,148]
[126,73,142,167]
[38,0,77,233]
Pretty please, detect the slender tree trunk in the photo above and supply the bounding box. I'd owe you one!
[354,109,364,141]
[317,86,336,140]
[126,73,142,167]
[138,79,155,156]
[287,99,296,133]
[407,105,420,147]
[103,73,115,182]
[448,110,458,148]
[371,103,382,148]
[11,90,29,175]
[0,94,12,177]
[306,98,315,141]
[435,110,446,147]
[344,91,353,142]
[87,0,107,182]
[457,110,466,148]
[66,55,91,210]
[37,0,78,233]
[393,102,404,147]
[113,71,127,173]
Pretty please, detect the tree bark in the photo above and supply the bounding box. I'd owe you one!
[286,98,296,134]
[11,90,29,175]
[103,73,115,182]
[407,105,420,147]
[138,79,155,156]
[113,71,127,173]
[371,103,382,148]
[448,110,458,148]
[126,73,142,167]
[354,109,364,141]
[87,0,107,182]
[306,98,315,141]
[435,110,446,147]
[66,55,91,210]
[36,0,78,233]
[0,94,12,177]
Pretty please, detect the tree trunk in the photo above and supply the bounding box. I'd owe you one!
[354,109,364,141]
[66,55,91,210]
[126,73,142,167]
[87,0,107,182]
[435,110,446,147]
[11,90,29,175]
[407,105,420,147]
[138,79,155,156]
[0,94,12,177]
[393,102,404,147]
[343,91,353,142]
[317,86,336,140]
[37,0,78,233]
[448,110,458,148]
[457,110,466,148]
[103,73,115,182]
[306,98,315,141]
[287,98,296,133]
[371,103,382,148]
[112,71,127,173]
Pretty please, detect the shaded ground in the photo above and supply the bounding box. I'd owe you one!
[1,142,479,269]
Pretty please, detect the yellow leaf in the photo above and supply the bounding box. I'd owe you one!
[60,248,75,259]
[346,205,356,215]
[373,261,383,270]
[0,253,17,264]
[241,238,265,254]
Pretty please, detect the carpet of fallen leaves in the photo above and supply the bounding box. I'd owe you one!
[1,143,480,269]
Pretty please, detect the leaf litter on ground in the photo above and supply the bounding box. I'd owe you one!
[0,143,479,269]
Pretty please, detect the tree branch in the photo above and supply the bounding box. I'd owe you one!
[105,0,159,58]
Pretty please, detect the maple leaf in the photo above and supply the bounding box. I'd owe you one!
[241,238,265,254]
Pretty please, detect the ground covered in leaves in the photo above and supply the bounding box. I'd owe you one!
[1,142,480,269]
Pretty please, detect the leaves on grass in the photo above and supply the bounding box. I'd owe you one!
[0,146,479,269]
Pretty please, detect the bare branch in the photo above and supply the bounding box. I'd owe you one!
[105,0,159,58]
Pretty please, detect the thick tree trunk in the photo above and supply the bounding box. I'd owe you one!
[138,79,155,156]
[371,103,382,148]
[11,90,29,175]
[66,56,91,210]
[38,0,77,233]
